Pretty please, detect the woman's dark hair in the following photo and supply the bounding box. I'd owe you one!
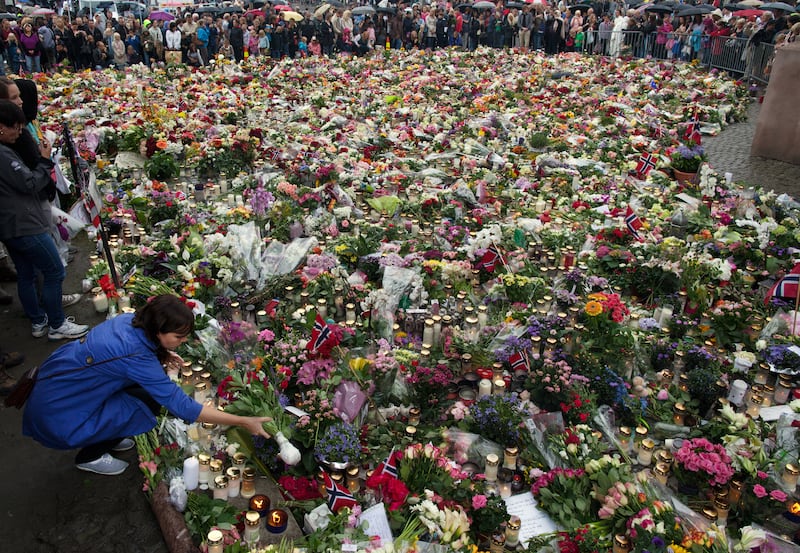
[14,79,38,123]
[0,99,26,128]
[0,77,17,101]
[132,295,194,362]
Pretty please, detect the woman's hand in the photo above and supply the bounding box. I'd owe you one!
[39,138,52,159]
[163,351,184,372]
[243,416,272,440]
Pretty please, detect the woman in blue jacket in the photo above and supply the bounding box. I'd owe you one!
[23,294,272,476]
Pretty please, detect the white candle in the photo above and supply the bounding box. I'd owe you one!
[659,306,673,326]
[422,320,435,346]
[478,378,492,399]
[93,292,109,313]
[183,456,199,491]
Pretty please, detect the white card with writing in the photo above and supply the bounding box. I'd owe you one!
[503,492,559,546]
[358,502,394,546]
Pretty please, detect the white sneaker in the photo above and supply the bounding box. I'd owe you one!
[48,317,89,341]
[31,315,48,338]
[62,293,82,307]
[76,453,129,476]
[112,438,136,452]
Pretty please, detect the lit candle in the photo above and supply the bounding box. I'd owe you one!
[244,510,261,544]
[198,454,211,489]
[638,439,655,466]
[505,515,521,547]
[249,494,270,517]
[92,292,109,313]
[266,509,288,534]
[492,378,506,395]
[207,529,224,553]
[484,453,499,482]
[478,378,492,399]
[653,462,669,485]
[783,464,800,491]
[422,319,435,347]
[117,294,131,310]
[240,467,257,499]
[182,456,199,491]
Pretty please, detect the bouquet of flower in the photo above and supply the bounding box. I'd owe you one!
[531,467,595,528]
[467,492,508,536]
[222,371,301,466]
[673,437,735,490]
[468,393,526,447]
[398,443,463,498]
[315,420,363,466]
[734,470,789,526]
[548,424,606,469]
[410,497,472,550]
[670,144,707,173]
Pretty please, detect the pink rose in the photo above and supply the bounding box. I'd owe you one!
[656,389,669,401]
[771,489,788,502]
[472,494,487,510]
[753,484,768,498]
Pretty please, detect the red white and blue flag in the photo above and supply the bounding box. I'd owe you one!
[635,152,658,179]
[508,350,529,373]
[307,313,333,353]
[264,299,279,318]
[374,449,399,479]
[479,245,502,273]
[323,471,359,513]
[625,206,643,240]
[764,263,800,305]
[685,107,702,145]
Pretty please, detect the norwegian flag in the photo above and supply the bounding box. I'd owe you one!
[374,449,399,479]
[264,299,279,317]
[323,471,359,513]
[307,313,333,353]
[764,263,800,305]
[684,108,702,145]
[625,206,643,240]
[635,152,658,179]
[479,245,502,273]
[508,350,529,373]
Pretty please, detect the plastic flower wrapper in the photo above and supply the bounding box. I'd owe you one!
[332,380,368,425]
[441,428,502,467]
[261,236,319,279]
[223,371,301,468]
[168,476,187,512]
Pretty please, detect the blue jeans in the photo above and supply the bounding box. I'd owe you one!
[3,232,65,328]
[25,54,41,73]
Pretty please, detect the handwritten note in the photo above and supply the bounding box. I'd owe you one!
[358,503,394,546]
[504,492,559,547]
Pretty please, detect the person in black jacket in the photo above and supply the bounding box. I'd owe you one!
[229,18,244,61]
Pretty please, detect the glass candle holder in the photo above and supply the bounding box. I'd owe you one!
[226,467,241,498]
[266,509,288,534]
[613,534,631,553]
[198,453,211,489]
[484,453,499,482]
[244,510,261,544]
[241,467,257,499]
[207,529,224,553]
[505,515,521,547]
[783,463,800,490]
[212,475,229,501]
[638,439,655,467]
[249,494,270,517]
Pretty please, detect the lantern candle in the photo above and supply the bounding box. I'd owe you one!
[207,529,224,553]
[226,467,241,498]
[484,453,499,482]
[505,516,521,548]
[267,509,288,534]
[92,291,109,313]
[478,378,492,399]
[212,475,229,501]
[241,467,257,499]
[244,511,261,544]
[249,494,270,517]
[783,463,800,490]
[198,454,211,489]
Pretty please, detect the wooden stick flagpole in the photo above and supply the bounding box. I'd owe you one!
[793,273,800,336]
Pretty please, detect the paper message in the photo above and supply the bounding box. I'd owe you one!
[504,492,559,546]
[358,503,394,546]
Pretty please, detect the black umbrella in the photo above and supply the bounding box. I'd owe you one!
[195,6,221,13]
[457,2,473,8]
[568,4,593,12]
[221,5,244,13]
[761,2,797,11]
[377,6,397,13]
[680,6,714,16]
[0,13,16,20]
[326,0,346,7]
[645,4,674,13]
[507,1,525,7]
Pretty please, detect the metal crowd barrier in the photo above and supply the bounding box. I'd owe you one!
[524,29,773,84]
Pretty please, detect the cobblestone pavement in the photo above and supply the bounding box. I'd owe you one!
[705,100,800,198]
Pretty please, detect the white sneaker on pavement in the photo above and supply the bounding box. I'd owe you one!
[48,317,89,341]
[62,293,82,307]
[76,453,129,476]
[31,315,49,338]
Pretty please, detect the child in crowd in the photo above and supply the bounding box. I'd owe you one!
[6,33,20,75]
[308,36,321,56]
[297,36,308,57]
[258,29,269,56]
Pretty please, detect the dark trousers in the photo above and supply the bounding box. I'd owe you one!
[74,386,160,463]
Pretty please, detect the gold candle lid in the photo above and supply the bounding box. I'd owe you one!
[245,510,260,526]
[213,475,229,489]
[786,463,800,476]
[486,453,500,467]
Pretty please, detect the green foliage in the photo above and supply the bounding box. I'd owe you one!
[184,492,239,542]
[145,151,180,181]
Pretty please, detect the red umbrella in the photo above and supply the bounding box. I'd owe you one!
[32,8,56,16]
[274,5,292,11]
[246,9,266,17]
[733,8,765,16]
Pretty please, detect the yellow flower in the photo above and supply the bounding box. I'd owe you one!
[585,300,603,316]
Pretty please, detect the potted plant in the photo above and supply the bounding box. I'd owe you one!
[670,143,707,185]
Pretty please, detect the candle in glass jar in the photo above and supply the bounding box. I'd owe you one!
[93,292,109,313]
[266,509,288,534]
[484,453,499,482]
[207,529,224,553]
[117,294,131,310]
[478,378,492,399]
[244,510,261,544]
[714,499,730,526]
[492,378,506,395]
[226,467,241,498]
[503,447,518,471]
[193,382,208,403]
[212,475,229,501]
[198,454,211,489]
[618,426,632,453]
[422,319,435,347]
[249,494,270,517]
[638,439,655,466]
[653,462,669,485]
[241,467,257,499]
[783,463,800,490]
[672,403,687,426]
[505,515,521,547]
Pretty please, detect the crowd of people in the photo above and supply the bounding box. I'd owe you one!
[0,0,794,72]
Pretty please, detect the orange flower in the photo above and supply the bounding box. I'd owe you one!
[585,300,603,317]
[156,139,168,150]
